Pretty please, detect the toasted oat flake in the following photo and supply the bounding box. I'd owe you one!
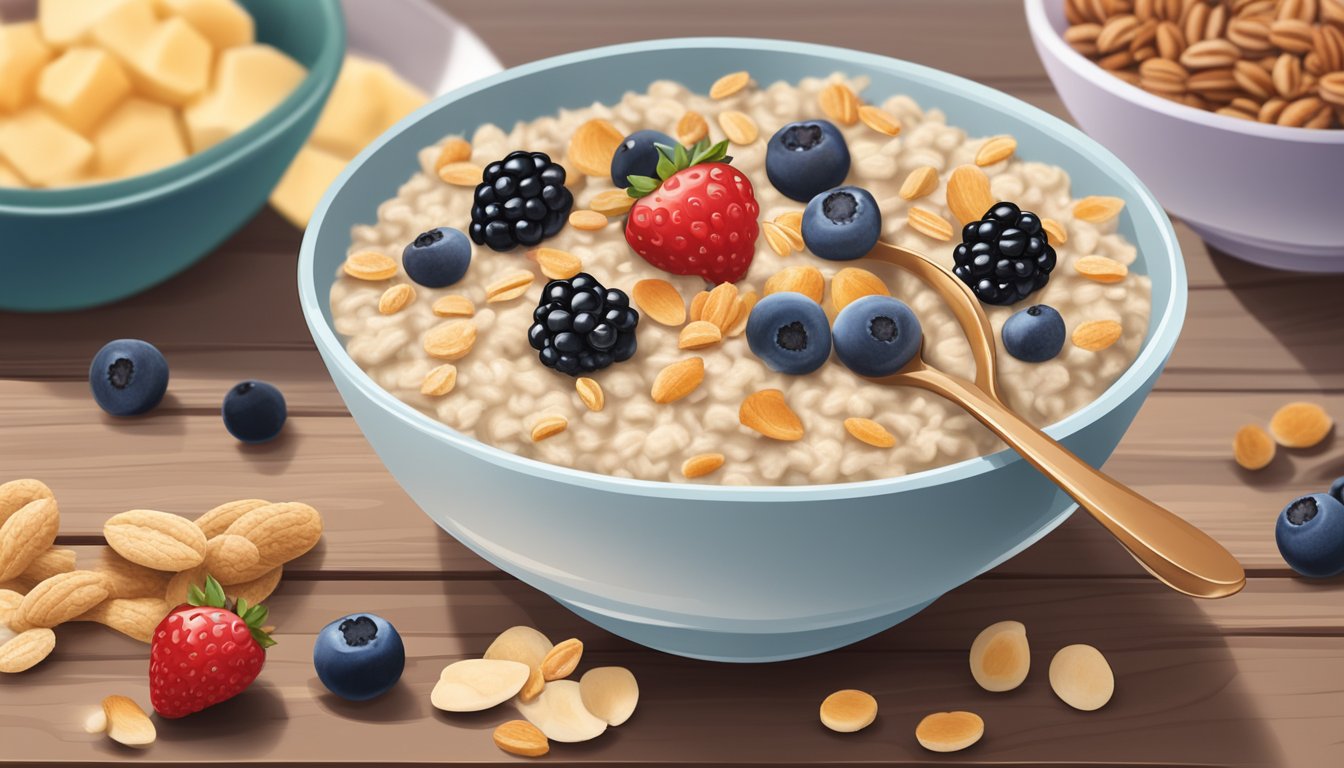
[709,70,751,99]
[907,207,954,241]
[567,118,624,177]
[764,265,824,304]
[432,294,475,317]
[831,268,890,311]
[1073,255,1129,283]
[485,271,535,303]
[530,416,568,442]
[378,284,416,314]
[569,210,609,231]
[1073,195,1126,222]
[343,251,397,281]
[681,453,726,478]
[946,165,994,224]
[774,210,803,234]
[718,110,759,145]
[701,283,740,330]
[632,279,687,326]
[689,290,709,321]
[437,161,483,186]
[858,104,901,136]
[726,290,757,337]
[528,247,582,280]
[575,377,604,412]
[493,720,549,758]
[433,137,472,172]
[651,358,705,404]
[974,135,1018,166]
[678,320,723,350]
[739,389,804,441]
[1072,319,1122,351]
[819,82,860,125]
[899,166,939,201]
[761,220,795,256]
[420,364,458,397]
[843,417,897,448]
[590,188,636,216]
[1041,217,1068,244]
[676,111,709,145]
[423,319,478,360]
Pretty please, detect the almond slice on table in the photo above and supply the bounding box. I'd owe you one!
[0,478,53,523]
[223,501,323,567]
[819,689,877,733]
[709,70,751,99]
[540,637,583,681]
[1269,402,1333,448]
[740,389,804,441]
[916,711,984,752]
[843,417,897,448]
[946,165,994,224]
[103,509,207,572]
[632,279,686,326]
[763,265,824,304]
[432,295,475,318]
[1049,644,1114,711]
[580,666,639,726]
[194,499,269,540]
[72,597,170,644]
[651,358,705,404]
[0,627,56,673]
[528,247,583,280]
[99,695,156,747]
[567,118,624,177]
[969,620,1030,692]
[1073,255,1128,283]
[1233,424,1276,470]
[678,321,723,350]
[493,720,550,758]
[831,268,890,312]
[431,658,530,712]
[0,496,59,581]
[858,104,901,136]
[516,679,608,743]
[201,534,262,584]
[484,626,553,703]
[14,571,111,630]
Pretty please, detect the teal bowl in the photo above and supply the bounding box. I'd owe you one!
[299,38,1187,662]
[0,0,344,312]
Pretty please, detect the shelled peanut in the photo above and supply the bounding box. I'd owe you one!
[0,478,322,673]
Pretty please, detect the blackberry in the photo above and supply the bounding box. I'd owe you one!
[528,273,639,376]
[469,151,572,251]
[952,202,1057,306]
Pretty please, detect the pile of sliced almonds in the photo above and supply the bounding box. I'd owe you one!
[431,625,639,758]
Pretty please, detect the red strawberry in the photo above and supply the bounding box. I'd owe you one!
[623,139,760,284]
[149,575,275,719]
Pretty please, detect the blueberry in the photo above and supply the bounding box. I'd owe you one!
[222,380,287,443]
[402,227,471,288]
[610,129,675,188]
[1002,304,1066,363]
[765,120,851,202]
[832,295,923,377]
[801,186,882,261]
[1331,476,1344,505]
[745,292,832,375]
[1275,493,1344,578]
[88,339,169,417]
[313,613,405,702]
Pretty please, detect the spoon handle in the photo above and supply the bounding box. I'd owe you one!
[904,367,1245,598]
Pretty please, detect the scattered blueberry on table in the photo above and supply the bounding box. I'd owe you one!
[1275,493,1344,579]
[402,227,472,288]
[1329,476,1344,505]
[832,295,923,378]
[746,292,832,375]
[313,613,406,702]
[469,150,572,251]
[953,202,1056,306]
[610,130,675,188]
[766,120,851,202]
[1002,304,1066,363]
[88,339,169,417]
[801,185,882,261]
[222,380,287,443]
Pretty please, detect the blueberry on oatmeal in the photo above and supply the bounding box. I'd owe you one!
[611,129,676,189]
[801,185,882,261]
[953,202,1056,306]
[765,120,851,202]
[833,295,923,378]
[529,273,639,376]
[469,151,572,251]
[1002,304,1066,363]
[403,227,471,288]
[746,292,832,375]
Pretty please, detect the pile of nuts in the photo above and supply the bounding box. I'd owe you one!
[1234,400,1334,469]
[0,478,322,674]
[1064,0,1344,128]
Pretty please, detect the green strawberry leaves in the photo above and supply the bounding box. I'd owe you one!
[187,574,277,649]
[187,574,228,609]
[626,138,733,199]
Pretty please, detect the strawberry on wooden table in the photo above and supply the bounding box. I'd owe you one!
[623,138,760,285]
[149,575,275,718]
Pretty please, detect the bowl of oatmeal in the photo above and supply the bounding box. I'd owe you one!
[298,38,1186,662]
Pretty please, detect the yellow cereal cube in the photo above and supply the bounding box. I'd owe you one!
[0,157,25,188]
[183,43,305,152]
[0,109,94,186]
[369,61,428,133]
[129,17,212,105]
[94,98,188,178]
[0,22,55,112]
[37,0,117,48]
[269,144,346,228]
[38,47,132,134]
[157,0,254,50]
[309,55,387,159]
[90,0,158,64]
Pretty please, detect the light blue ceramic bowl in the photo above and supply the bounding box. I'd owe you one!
[299,38,1186,662]
[0,0,344,312]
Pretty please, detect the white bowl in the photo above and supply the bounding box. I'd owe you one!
[340,0,501,96]
[1025,0,1344,272]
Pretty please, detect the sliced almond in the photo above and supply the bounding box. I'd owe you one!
[540,637,583,681]
[378,284,416,315]
[1073,255,1129,283]
[689,290,709,322]
[916,711,984,752]
[424,319,477,360]
[342,251,397,281]
[775,221,804,251]
[0,627,55,673]
[420,364,457,397]
[567,118,624,177]
[83,708,108,734]
[569,210,609,231]
[1073,195,1126,222]
[530,415,568,442]
[575,377,604,412]
[431,658,530,712]
[681,452,726,478]
[763,265,824,304]
[831,268,891,312]
[432,294,475,317]
[761,220,795,257]
[975,135,1018,166]
[485,270,535,303]
[1269,402,1334,448]
[676,110,709,145]
[774,210,803,234]
[718,110,759,145]
[969,620,1030,692]
[1041,217,1068,244]
[651,358,705,404]
[907,206,955,241]
[843,417,897,448]
[1233,424,1276,470]
[516,679,607,743]
[899,166,939,201]
[679,320,723,350]
[819,82,860,125]
[819,689,877,733]
[579,666,639,726]
[528,248,582,280]
[701,282,740,330]
[632,279,687,326]
[726,290,758,337]
[858,104,901,136]
[590,188,636,216]
[437,161,483,186]
[493,720,550,758]
[1072,319,1122,351]
[1049,644,1114,711]
[739,389,804,441]
[433,137,472,172]
[101,695,155,747]
[709,70,751,99]
[946,165,994,224]
[483,626,554,693]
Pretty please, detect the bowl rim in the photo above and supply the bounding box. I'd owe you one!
[298,35,1188,503]
[1023,0,1344,145]
[0,0,347,214]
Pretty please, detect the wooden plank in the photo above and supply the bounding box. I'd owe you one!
[0,578,1329,766]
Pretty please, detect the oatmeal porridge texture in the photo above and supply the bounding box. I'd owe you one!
[330,74,1152,486]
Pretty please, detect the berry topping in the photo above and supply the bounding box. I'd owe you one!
[222,380,287,443]
[88,339,169,417]
[403,226,472,288]
[610,129,675,189]
[314,613,406,702]
[469,151,572,251]
[832,295,923,377]
[1275,493,1344,578]
[623,138,760,284]
[801,185,882,261]
[746,292,832,375]
[1002,304,1066,363]
[529,272,639,376]
[766,120,851,202]
[953,201,1057,306]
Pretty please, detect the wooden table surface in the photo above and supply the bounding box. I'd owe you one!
[3,1,1343,765]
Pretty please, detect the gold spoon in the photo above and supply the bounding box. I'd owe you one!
[863,241,1245,599]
